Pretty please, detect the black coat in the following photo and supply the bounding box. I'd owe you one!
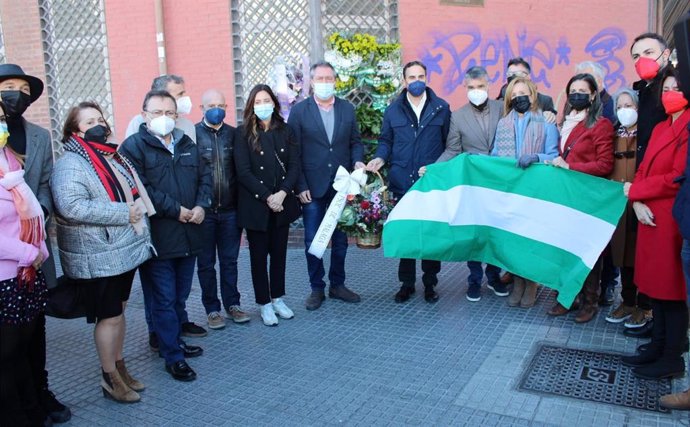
[673,123,690,239]
[633,69,668,165]
[287,97,364,198]
[119,125,212,259]
[234,124,301,231]
[195,121,238,211]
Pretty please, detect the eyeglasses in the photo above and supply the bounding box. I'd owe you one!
[507,71,528,78]
[145,110,177,118]
[614,150,635,159]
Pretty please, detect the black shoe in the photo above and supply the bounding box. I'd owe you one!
[40,388,71,424]
[149,332,159,352]
[633,357,685,380]
[305,290,326,311]
[165,361,196,382]
[424,285,439,303]
[394,284,415,303]
[158,342,204,358]
[181,322,207,337]
[487,282,509,297]
[621,346,662,367]
[599,285,615,306]
[328,285,361,303]
[623,320,653,338]
[636,342,651,354]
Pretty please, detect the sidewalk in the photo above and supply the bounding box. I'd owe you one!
[45,243,689,426]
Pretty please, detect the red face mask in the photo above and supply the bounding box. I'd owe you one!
[634,56,661,80]
[661,90,689,115]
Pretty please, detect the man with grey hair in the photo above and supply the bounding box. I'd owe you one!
[575,61,615,124]
[287,61,365,310]
[125,74,197,142]
[433,65,507,302]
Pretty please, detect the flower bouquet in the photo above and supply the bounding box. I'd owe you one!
[337,171,396,249]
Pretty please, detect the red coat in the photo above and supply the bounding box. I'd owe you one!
[629,109,690,301]
[560,117,614,177]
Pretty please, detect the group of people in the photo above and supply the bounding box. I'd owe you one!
[1,29,689,424]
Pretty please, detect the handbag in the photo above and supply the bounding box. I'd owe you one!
[45,275,86,319]
[273,149,302,225]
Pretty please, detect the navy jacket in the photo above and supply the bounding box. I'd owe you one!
[673,123,690,239]
[120,124,212,259]
[374,87,451,195]
[288,97,364,198]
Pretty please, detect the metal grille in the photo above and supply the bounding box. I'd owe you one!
[0,13,6,64]
[38,0,113,154]
[232,0,398,123]
[519,344,672,413]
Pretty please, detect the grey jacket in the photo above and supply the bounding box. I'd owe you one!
[436,100,504,162]
[23,120,57,287]
[51,152,153,279]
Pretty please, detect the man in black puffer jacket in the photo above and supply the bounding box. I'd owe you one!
[120,90,212,382]
[195,89,249,329]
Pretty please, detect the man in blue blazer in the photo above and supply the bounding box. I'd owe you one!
[288,61,365,310]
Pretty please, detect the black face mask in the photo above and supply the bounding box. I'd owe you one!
[0,90,32,118]
[511,95,531,114]
[568,92,592,111]
[83,125,110,144]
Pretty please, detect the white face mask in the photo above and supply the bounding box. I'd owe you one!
[149,115,176,137]
[176,96,192,115]
[467,89,488,106]
[616,107,638,128]
[314,82,335,100]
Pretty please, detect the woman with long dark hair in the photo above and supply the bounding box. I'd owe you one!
[51,101,155,402]
[547,73,614,323]
[0,100,51,425]
[234,84,301,326]
[620,67,690,380]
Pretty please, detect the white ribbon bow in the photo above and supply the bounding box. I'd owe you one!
[332,166,367,195]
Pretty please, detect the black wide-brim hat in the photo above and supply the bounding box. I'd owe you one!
[0,63,44,102]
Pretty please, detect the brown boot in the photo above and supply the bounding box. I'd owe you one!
[101,369,140,403]
[116,359,145,392]
[520,281,538,308]
[508,277,525,307]
[659,388,690,410]
[575,271,600,323]
[500,272,514,285]
[548,303,570,316]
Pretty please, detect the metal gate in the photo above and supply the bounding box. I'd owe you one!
[231,0,398,122]
[38,0,113,155]
[0,14,5,65]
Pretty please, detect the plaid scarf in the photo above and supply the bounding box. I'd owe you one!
[494,110,546,158]
[0,148,46,290]
[63,136,139,202]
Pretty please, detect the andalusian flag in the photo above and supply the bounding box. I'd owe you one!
[383,154,627,308]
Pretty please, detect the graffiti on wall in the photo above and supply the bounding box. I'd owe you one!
[419,23,628,95]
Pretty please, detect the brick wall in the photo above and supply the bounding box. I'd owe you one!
[0,0,50,129]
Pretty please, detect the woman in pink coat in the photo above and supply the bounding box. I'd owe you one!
[621,67,690,380]
[0,100,51,425]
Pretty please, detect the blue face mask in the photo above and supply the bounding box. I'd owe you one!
[407,80,426,97]
[313,82,335,100]
[254,104,274,121]
[204,107,226,125]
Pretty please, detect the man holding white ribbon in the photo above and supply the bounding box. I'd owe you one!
[288,61,365,311]
[368,61,451,304]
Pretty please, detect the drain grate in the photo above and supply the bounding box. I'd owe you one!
[519,345,672,413]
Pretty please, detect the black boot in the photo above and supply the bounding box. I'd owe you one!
[394,283,415,303]
[633,356,685,379]
[622,300,664,367]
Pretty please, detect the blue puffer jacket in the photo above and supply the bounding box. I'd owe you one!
[374,87,450,195]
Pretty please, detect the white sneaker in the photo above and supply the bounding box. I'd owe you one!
[272,298,295,319]
[260,303,278,326]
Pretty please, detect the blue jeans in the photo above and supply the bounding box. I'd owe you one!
[197,210,242,313]
[682,239,690,303]
[139,256,196,364]
[303,187,347,290]
[467,261,501,286]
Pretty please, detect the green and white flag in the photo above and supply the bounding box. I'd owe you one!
[383,154,627,308]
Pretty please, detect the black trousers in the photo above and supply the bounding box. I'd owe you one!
[1,316,47,426]
[398,259,441,287]
[246,215,290,305]
[619,266,651,309]
[649,297,689,358]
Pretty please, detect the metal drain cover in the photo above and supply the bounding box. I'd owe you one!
[519,344,672,413]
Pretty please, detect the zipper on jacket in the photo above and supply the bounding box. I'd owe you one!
[214,132,223,209]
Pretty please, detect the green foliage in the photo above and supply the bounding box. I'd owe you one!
[355,104,383,138]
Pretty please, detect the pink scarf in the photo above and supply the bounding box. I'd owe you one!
[0,148,46,289]
[560,110,586,152]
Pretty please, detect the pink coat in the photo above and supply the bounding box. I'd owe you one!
[0,185,48,281]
